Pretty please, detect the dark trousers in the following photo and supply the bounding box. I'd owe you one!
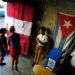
[11,55,19,67]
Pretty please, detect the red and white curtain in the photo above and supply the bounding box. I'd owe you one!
[5,3,34,55]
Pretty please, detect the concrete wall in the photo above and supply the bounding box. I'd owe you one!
[41,1,75,31]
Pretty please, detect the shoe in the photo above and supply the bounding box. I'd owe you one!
[11,65,14,70]
[0,62,6,65]
[32,62,35,66]
[14,66,18,71]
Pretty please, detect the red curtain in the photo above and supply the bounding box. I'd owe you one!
[6,2,34,55]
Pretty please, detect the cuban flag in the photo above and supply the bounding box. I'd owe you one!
[55,13,75,47]
[55,13,75,61]
[5,2,34,55]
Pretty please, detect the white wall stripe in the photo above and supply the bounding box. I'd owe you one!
[54,27,62,48]
[5,16,32,36]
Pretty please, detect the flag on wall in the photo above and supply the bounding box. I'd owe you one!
[5,3,34,55]
[58,13,75,38]
[55,12,75,49]
[54,12,75,62]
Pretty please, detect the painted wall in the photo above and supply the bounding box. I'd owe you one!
[41,1,75,31]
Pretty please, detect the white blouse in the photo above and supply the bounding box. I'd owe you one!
[37,34,48,46]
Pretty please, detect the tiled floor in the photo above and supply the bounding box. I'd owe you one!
[0,55,34,75]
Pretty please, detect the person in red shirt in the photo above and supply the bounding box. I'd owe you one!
[8,26,21,70]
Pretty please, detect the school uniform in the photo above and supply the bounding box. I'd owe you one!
[8,33,20,69]
[34,33,48,64]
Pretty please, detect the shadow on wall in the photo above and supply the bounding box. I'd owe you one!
[28,1,44,57]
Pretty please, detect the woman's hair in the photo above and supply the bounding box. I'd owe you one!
[2,28,7,34]
[10,26,15,33]
[40,26,46,32]
[0,29,2,33]
[46,28,51,34]
[0,28,6,34]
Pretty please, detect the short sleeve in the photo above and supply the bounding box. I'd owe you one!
[43,35,48,43]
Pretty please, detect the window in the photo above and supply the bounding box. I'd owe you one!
[0,0,7,17]
[0,0,7,28]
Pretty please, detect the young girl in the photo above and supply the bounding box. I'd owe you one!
[33,26,48,65]
[8,26,21,70]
